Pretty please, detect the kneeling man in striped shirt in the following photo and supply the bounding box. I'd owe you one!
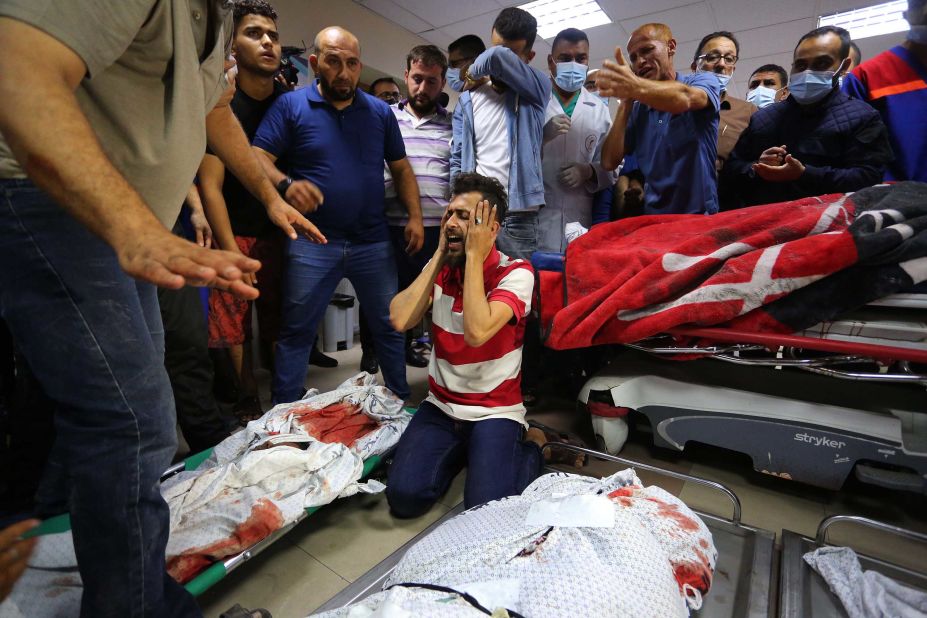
[386,172,545,515]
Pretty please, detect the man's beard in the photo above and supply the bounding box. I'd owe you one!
[319,74,356,101]
[408,93,437,115]
[447,251,465,268]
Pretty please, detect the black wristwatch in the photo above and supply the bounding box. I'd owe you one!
[276,176,293,198]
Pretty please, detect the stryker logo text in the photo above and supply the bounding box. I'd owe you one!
[794,433,846,449]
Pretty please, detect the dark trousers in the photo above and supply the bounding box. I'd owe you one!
[157,280,230,454]
[0,179,201,617]
[386,400,542,516]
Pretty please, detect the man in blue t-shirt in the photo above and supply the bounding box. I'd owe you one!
[597,23,721,215]
[253,26,424,404]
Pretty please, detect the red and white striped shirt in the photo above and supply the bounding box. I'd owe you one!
[425,248,535,424]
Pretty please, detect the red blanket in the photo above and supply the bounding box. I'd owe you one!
[546,183,927,350]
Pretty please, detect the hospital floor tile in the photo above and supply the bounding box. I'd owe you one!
[289,490,452,583]
[196,538,348,618]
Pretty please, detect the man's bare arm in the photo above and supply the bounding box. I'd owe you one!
[0,17,258,296]
[600,100,633,171]
[206,106,325,243]
[387,158,424,255]
[198,154,236,252]
[389,250,444,332]
[253,146,325,215]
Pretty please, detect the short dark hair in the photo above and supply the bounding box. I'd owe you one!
[551,28,588,53]
[750,63,789,86]
[794,25,851,60]
[233,0,277,29]
[693,31,739,63]
[448,34,486,59]
[368,77,399,95]
[849,40,862,63]
[492,7,538,52]
[406,44,448,77]
[451,173,508,221]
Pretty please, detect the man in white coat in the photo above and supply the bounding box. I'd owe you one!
[539,28,615,253]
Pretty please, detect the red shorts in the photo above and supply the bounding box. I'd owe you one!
[207,233,284,348]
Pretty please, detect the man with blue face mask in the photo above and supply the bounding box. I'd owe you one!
[842,0,927,182]
[745,64,790,109]
[539,28,615,252]
[723,26,893,207]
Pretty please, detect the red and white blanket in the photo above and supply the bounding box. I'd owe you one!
[546,182,927,350]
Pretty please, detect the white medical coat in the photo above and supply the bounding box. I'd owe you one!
[540,87,615,253]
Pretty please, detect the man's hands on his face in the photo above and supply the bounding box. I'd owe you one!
[596,48,640,100]
[114,224,261,299]
[266,197,327,244]
[0,519,38,602]
[465,200,497,263]
[284,180,324,214]
[558,163,593,189]
[753,153,805,182]
[404,217,424,255]
[543,114,571,144]
[435,208,451,258]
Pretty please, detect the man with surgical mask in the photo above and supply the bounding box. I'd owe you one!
[723,26,892,207]
[690,31,756,174]
[745,64,790,109]
[842,0,927,182]
[539,28,615,252]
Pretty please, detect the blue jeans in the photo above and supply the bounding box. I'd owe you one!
[273,237,409,403]
[0,180,200,617]
[496,211,539,261]
[386,400,542,516]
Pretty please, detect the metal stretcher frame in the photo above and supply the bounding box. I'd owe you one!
[311,442,777,618]
[778,515,927,617]
[23,447,383,598]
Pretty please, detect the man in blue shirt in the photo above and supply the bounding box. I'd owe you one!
[597,23,721,215]
[451,7,551,259]
[254,26,424,404]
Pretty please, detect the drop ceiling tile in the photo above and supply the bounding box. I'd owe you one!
[619,2,718,46]
[392,0,502,29]
[440,11,499,43]
[417,27,456,49]
[733,16,816,60]
[360,0,435,33]
[707,0,815,32]
[599,0,704,22]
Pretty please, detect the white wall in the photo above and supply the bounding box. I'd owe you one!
[274,0,459,107]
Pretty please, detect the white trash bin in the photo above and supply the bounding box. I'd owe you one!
[321,293,356,353]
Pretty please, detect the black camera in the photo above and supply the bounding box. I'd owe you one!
[277,45,305,88]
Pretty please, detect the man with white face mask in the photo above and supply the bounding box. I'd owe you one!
[539,28,615,252]
[842,0,927,182]
[723,26,892,207]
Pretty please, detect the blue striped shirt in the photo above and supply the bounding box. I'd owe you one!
[384,101,452,226]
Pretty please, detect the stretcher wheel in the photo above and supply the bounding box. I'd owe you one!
[592,415,629,454]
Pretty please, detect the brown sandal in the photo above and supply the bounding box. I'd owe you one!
[527,421,588,468]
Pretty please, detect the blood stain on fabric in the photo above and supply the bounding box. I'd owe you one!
[644,496,700,532]
[167,498,284,583]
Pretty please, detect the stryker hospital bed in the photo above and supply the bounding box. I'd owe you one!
[531,183,927,495]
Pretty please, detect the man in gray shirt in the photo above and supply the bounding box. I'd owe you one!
[0,1,320,614]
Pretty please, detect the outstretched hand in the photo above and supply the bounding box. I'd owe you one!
[464,200,497,263]
[115,225,261,299]
[596,47,639,100]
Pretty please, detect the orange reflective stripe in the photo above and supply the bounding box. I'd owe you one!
[869,79,927,100]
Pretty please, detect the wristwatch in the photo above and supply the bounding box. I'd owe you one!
[276,176,293,198]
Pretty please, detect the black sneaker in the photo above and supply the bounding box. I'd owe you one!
[309,345,338,368]
[360,350,379,374]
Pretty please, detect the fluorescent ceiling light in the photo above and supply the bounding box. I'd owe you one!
[818,0,909,41]
[519,0,612,40]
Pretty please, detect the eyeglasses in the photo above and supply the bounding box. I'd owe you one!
[697,52,738,65]
[377,92,401,104]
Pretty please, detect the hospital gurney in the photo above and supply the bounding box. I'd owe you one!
[310,442,777,618]
[12,446,384,599]
[779,515,927,617]
[532,240,927,495]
